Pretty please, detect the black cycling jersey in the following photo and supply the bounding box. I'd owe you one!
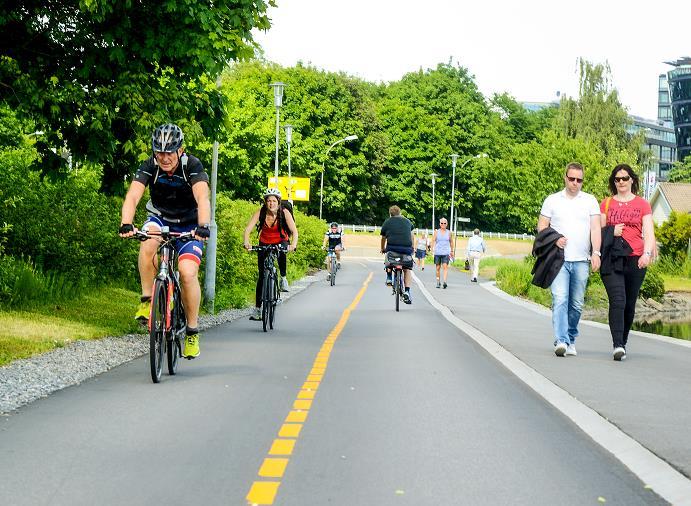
[325,230,342,249]
[133,154,208,224]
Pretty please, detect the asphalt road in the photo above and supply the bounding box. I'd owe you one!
[0,261,664,505]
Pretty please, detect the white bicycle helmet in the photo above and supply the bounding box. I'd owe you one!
[263,187,282,200]
[152,124,184,153]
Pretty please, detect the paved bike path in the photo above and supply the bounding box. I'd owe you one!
[413,264,691,480]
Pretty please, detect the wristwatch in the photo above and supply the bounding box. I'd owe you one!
[644,251,652,256]
[592,250,601,257]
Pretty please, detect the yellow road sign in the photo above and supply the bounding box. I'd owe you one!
[268,176,311,201]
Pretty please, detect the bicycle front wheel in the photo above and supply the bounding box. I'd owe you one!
[269,272,279,329]
[167,283,184,375]
[262,272,272,332]
[150,280,167,383]
[330,257,336,286]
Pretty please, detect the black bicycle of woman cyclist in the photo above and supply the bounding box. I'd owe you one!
[250,244,288,332]
[133,228,192,382]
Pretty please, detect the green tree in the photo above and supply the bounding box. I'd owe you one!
[667,156,691,183]
[0,0,274,193]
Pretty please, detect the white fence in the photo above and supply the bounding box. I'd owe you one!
[341,224,534,241]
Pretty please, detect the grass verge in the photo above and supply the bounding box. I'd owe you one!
[0,286,143,367]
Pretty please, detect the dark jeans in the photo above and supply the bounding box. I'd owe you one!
[255,241,288,307]
[601,256,646,349]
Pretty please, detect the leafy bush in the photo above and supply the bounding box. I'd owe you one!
[0,150,141,289]
[656,212,691,264]
[640,267,665,302]
[0,255,83,308]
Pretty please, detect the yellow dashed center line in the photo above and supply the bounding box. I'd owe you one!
[246,272,373,505]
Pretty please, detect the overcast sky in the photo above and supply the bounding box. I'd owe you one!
[253,0,690,120]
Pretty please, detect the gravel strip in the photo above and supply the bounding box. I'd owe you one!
[0,271,327,414]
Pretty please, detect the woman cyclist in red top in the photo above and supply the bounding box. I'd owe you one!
[243,188,298,321]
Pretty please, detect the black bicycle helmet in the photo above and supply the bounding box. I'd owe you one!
[152,123,184,153]
[330,222,339,228]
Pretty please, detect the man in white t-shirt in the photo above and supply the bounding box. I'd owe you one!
[537,162,601,357]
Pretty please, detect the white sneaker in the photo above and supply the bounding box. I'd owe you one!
[566,344,577,356]
[280,277,289,292]
[613,347,626,361]
[554,342,567,357]
[249,307,261,321]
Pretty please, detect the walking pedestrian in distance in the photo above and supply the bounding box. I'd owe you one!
[415,232,430,270]
[467,229,486,283]
[432,218,454,288]
[599,164,655,362]
[537,162,601,357]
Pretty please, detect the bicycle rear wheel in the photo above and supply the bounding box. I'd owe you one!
[167,283,184,375]
[394,270,401,312]
[150,280,167,383]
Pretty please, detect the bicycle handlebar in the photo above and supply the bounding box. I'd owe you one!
[130,229,196,242]
[249,244,289,253]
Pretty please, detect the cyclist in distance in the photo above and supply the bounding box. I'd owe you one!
[119,123,210,359]
[243,188,299,321]
[380,205,414,304]
[322,222,345,268]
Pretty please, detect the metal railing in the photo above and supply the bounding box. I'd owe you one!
[341,224,534,241]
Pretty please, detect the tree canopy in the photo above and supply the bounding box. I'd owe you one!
[0,0,274,192]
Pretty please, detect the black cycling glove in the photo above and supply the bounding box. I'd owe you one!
[195,224,211,240]
[119,223,134,234]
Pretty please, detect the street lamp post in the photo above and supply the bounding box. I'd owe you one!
[320,134,358,220]
[430,172,438,233]
[449,154,459,236]
[284,124,293,202]
[270,82,285,181]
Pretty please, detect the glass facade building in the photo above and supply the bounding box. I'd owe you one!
[666,57,691,162]
[627,116,677,180]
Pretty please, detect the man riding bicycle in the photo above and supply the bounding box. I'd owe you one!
[380,205,414,304]
[322,222,345,266]
[118,123,210,359]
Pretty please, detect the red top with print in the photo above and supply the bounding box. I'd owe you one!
[600,196,651,256]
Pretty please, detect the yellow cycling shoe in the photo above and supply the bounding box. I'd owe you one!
[183,334,200,359]
[134,300,150,322]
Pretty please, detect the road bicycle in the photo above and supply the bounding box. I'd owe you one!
[386,251,412,312]
[133,228,193,383]
[325,247,338,286]
[251,244,287,332]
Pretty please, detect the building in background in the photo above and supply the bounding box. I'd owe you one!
[649,182,691,224]
[666,57,691,163]
[658,73,673,124]
[627,116,676,183]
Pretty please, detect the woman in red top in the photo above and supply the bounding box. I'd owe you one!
[599,164,655,361]
[244,188,298,320]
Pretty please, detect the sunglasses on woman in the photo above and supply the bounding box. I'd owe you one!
[614,175,631,182]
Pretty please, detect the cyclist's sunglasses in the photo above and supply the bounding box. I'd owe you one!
[566,176,583,183]
[614,175,631,182]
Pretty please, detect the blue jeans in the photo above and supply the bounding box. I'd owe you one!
[550,261,590,345]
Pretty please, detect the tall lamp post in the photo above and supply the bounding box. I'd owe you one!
[270,82,285,181]
[284,124,293,202]
[319,134,358,220]
[430,172,438,233]
[449,154,459,234]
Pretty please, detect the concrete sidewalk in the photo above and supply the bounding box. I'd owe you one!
[414,263,691,480]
